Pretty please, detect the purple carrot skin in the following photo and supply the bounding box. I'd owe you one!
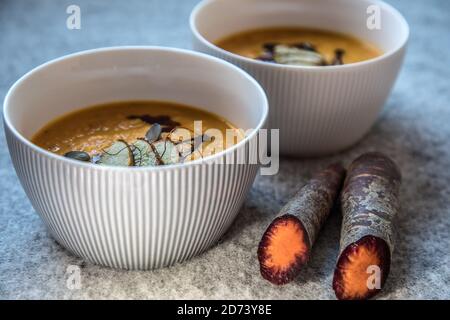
[333,152,401,300]
[258,163,345,285]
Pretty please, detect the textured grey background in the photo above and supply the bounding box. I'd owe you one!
[1,0,449,299]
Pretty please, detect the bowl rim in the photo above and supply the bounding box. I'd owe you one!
[3,46,269,172]
[190,0,410,72]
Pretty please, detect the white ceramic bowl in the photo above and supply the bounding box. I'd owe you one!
[191,0,409,156]
[3,47,268,270]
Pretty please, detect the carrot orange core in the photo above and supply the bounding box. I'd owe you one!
[334,236,392,300]
[263,218,308,270]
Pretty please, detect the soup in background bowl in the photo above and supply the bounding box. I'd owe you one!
[215,27,383,66]
[191,0,409,156]
[3,46,268,270]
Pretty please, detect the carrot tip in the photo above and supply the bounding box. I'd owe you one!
[257,215,310,285]
[333,236,391,300]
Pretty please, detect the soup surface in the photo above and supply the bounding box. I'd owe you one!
[32,100,244,166]
[215,27,382,66]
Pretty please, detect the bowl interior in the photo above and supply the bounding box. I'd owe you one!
[193,0,408,54]
[4,47,267,140]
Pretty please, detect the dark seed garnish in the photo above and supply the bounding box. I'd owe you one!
[256,43,279,61]
[293,42,317,52]
[161,126,176,133]
[332,48,345,65]
[145,123,162,143]
[64,151,91,162]
[127,114,181,127]
[263,42,279,52]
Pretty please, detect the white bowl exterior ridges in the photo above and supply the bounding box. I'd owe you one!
[191,0,409,155]
[6,132,259,269]
[4,47,268,270]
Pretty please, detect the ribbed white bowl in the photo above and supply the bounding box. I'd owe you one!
[3,47,268,270]
[191,0,409,156]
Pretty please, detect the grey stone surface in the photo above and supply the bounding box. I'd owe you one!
[0,0,449,300]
